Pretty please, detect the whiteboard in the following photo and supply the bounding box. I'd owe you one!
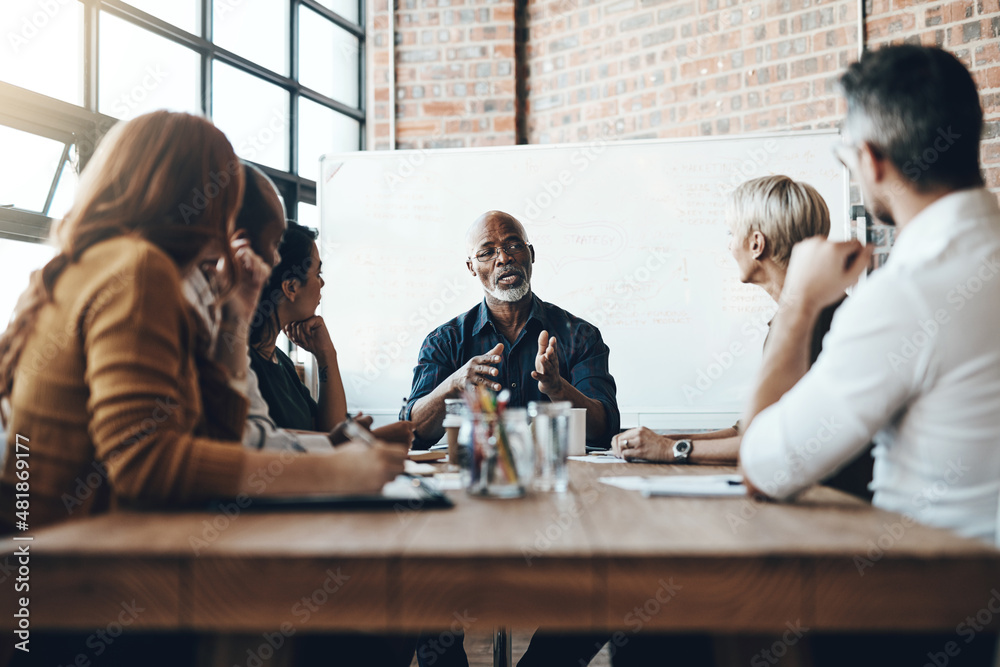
[319,132,848,424]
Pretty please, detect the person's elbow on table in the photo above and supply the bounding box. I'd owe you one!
[738,420,804,502]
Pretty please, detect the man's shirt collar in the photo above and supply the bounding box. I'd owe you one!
[471,293,549,337]
[888,187,1000,269]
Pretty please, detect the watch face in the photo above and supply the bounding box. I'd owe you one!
[677,440,692,454]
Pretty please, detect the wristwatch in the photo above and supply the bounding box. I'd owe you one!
[672,439,693,463]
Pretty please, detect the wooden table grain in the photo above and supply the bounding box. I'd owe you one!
[5,462,1000,635]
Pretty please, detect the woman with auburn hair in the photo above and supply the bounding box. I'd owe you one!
[0,111,405,538]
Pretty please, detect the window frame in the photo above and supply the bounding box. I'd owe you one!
[0,0,365,241]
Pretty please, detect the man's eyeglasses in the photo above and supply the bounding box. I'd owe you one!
[471,241,531,263]
[832,140,861,171]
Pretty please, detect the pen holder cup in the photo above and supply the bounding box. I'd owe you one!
[465,409,533,499]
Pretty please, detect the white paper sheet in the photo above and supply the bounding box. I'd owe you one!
[599,474,747,497]
[569,454,623,464]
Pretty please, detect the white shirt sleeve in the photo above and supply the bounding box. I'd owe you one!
[741,276,928,500]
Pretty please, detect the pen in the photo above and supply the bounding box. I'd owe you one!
[343,415,378,447]
[402,472,439,499]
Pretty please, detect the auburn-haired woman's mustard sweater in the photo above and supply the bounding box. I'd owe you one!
[1,236,248,531]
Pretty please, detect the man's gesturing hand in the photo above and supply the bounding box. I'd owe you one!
[450,343,504,394]
[532,330,564,396]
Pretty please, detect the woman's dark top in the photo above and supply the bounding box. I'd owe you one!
[249,347,318,431]
[765,297,875,501]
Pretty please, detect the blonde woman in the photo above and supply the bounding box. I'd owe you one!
[611,175,872,499]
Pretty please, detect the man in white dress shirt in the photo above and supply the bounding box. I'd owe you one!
[738,45,999,667]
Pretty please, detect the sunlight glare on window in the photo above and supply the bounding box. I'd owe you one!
[212,62,289,171]
[213,0,289,76]
[298,6,359,108]
[0,126,66,214]
[99,12,201,120]
[298,97,359,182]
[123,0,201,35]
[0,239,57,329]
[314,0,359,25]
[0,0,83,105]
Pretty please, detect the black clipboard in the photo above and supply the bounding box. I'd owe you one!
[207,477,453,512]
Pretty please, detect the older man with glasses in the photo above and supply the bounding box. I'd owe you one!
[402,209,620,452]
[402,209,619,667]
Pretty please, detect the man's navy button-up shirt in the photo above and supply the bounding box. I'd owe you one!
[402,294,620,449]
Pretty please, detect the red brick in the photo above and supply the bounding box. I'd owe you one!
[918,29,947,46]
[423,101,466,116]
[743,108,789,131]
[814,27,852,50]
[975,42,1000,67]
[983,141,1000,165]
[494,4,514,22]
[494,115,516,133]
[444,119,480,133]
[984,165,1000,189]
[494,79,516,95]
[469,25,513,41]
[790,97,837,124]
[982,91,1000,116]
[979,65,1000,88]
[395,120,439,137]
[944,0,976,23]
[867,0,892,14]
[866,13,918,39]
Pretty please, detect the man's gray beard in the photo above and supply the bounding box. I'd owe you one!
[488,281,531,302]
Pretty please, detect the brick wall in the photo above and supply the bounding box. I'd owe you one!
[368,0,394,150]
[524,0,858,143]
[864,0,1000,193]
[368,0,518,150]
[367,0,1000,201]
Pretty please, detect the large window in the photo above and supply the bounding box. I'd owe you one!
[0,0,364,244]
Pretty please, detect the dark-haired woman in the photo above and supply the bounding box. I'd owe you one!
[248,221,348,432]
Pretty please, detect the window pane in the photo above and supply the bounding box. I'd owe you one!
[0,0,83,105]
[213,0,288,76]
[299,6,359,108]
[0,126,65,214]
[315,0,359,25]
[123,0,201,35]
[48,150,79,220]
[212,61,289,171]
[296,201,318,230]
[0,239,57,329]
[298,98,359,182]
[99,12,202,120]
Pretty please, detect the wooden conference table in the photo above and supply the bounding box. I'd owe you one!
[6,461,1000,648]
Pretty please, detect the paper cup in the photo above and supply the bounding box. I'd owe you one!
[568,408,587,456]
